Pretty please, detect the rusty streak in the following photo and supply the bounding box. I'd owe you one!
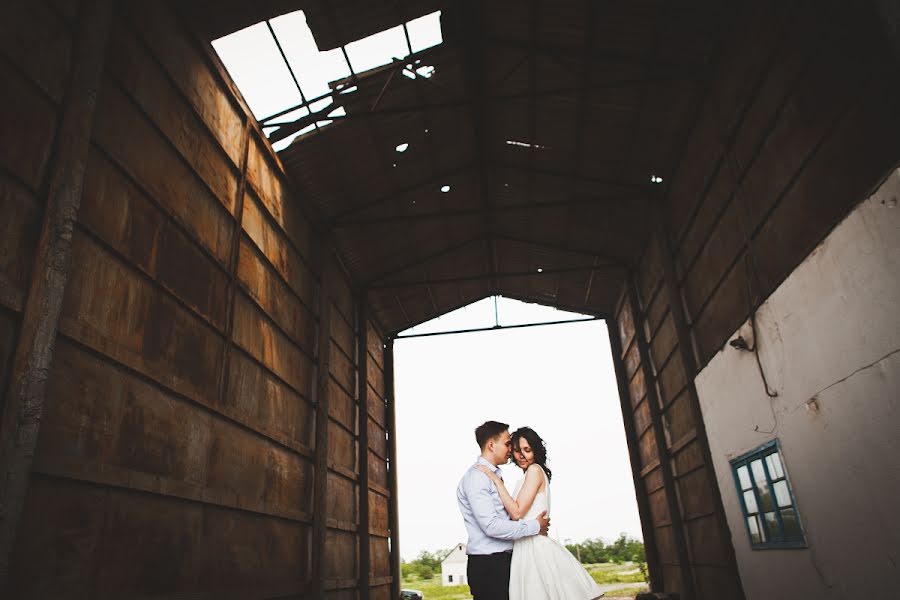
[0,0,116,585]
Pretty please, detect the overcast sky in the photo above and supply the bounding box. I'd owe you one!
[394,297,642,560]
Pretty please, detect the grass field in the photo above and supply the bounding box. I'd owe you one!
[401,562,648,599]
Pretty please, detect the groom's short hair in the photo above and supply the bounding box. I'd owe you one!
[475,421,509,449]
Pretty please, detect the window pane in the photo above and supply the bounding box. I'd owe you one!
[747,516,762,544]
[751,460,775,511]
[766,451,785,479]
[780,508,803,540]
[737,465,752,490]
[773,480,792,508]
[743,490,758,514]
[764,511,780,538]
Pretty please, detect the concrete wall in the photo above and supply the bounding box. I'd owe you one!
[695,170,900,599]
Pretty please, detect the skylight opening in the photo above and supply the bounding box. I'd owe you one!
[212,10,443,151]
[407,12,444,52]
[396,143,410,153]
[650,175,664,184]
[345,25,409,73]
[506,139,547,150]
[440,185,451,193]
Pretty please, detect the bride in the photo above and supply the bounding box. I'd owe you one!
[476,427,604,600]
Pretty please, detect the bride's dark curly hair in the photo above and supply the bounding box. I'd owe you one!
[511,427,552,482]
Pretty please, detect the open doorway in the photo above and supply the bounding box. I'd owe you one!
[393,296,647,597]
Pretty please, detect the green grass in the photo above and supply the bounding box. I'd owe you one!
[603,585,650,598]
[400,579,471,600]
[402,563,647,599]
[586,562,647,585]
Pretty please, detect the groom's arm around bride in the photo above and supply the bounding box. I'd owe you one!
[456,421,550,600]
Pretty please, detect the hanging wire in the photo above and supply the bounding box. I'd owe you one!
[726,149,780,400]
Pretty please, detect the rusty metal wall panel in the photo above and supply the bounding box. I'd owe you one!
[331,308,356,359]
[1,3,72,103]
[367,384,386,429]
[8,478,106,599]
[92,80,234,265]
[60,232,222,404]
[366,321,384,368]
[368,419,387,461]
[0,59,57,194]
[237,237,316,352]
[368,490,389,536]
[329,379,357,432]
[368,449,389,492]
[328,471,358,526]
[4,1,333,595]
[0,174,41,312]
[123,3,246,167]
[80,149,230,330]
[329,420,358,475]
[242,190,317,307]
[326,529,358,581]
[105,24,239,216]
[369,537,391,578]
[331,344,358,397]
[233,292,313,395]
[246,137,318,264]
[225,349,314,450]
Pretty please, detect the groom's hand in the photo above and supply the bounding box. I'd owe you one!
[537,510,550,536]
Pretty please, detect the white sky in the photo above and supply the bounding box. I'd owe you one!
[212,10,443,150]
[394,297,642,560]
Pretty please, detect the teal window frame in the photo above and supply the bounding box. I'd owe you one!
[730,440,807,549]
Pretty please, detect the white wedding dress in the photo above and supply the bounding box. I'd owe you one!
[509,467,604,600]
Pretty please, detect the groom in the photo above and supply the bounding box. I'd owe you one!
[456,421,550,600]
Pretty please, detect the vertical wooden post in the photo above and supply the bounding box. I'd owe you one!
[312,245,334,598]
[0,0,116,586]
[216,120,252,408]
[385,338,401,600]
[606,320,664,592]
[356,295,371,600]
[627,278,696,600]
[656,222,746,598]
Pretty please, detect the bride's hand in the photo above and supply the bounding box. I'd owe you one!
[474,464,501,484]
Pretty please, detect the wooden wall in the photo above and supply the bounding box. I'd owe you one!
[0,1,394,598]
[610,2,900,599]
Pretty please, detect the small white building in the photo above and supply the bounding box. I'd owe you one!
[440,543,468,586]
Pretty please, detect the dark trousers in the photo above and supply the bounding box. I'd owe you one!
[467,551,511,600]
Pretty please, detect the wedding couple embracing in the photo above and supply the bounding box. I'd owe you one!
[457,421,604,600]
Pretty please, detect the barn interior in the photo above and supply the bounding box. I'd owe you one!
[1,1,899,599]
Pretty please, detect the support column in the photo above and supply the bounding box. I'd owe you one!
[356,295,371,600]
[0,0,116,586]
[606,321,663,592]
[385,339,401,600]
[657,222,746,598]
[627,278,696,600]
[313,246,334,598]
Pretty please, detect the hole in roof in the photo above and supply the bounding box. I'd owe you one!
[212,10,442,148]
[650,175,664,184]
[506,139,547,150]
[537,268,543,273]
[396,143,410,153]
[440,185,451,193]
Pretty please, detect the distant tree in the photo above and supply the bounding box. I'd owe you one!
[401,548,452,582]
[565,535,644,566]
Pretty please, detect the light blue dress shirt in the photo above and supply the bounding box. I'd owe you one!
[457,456,540,555]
